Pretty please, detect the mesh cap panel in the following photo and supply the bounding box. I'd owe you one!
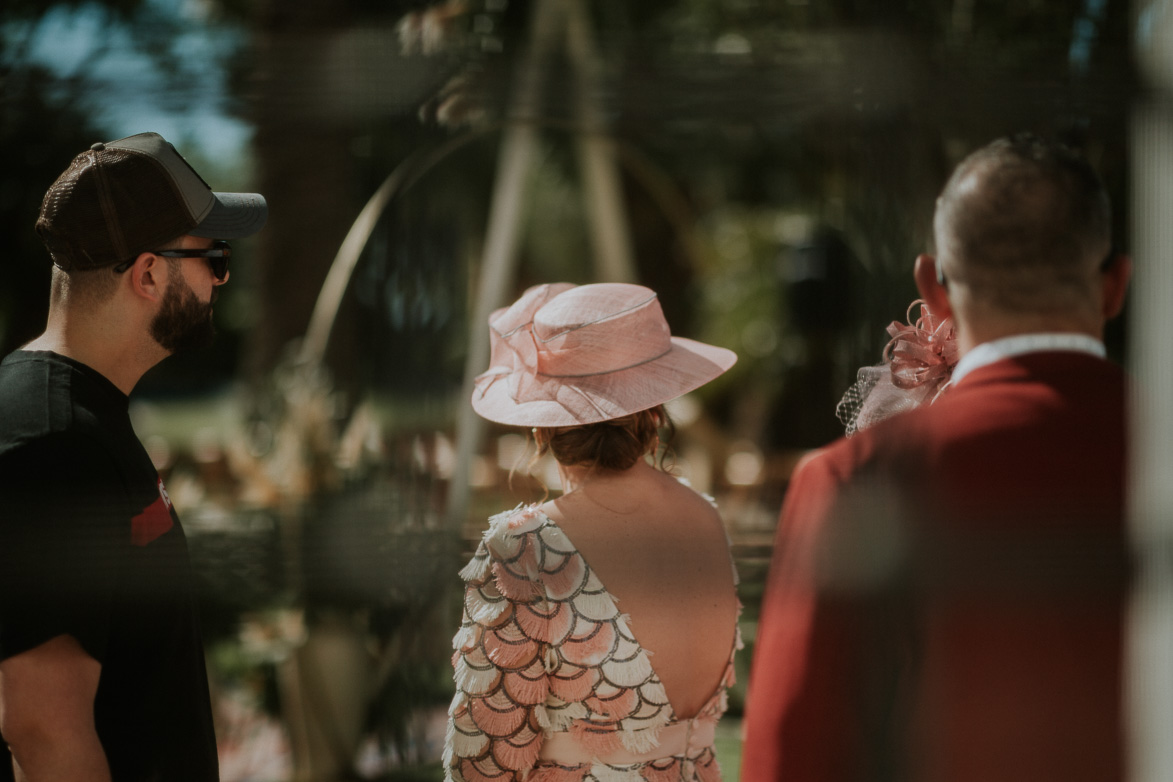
[36,147,196,271]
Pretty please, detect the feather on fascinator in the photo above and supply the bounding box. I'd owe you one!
[836,300,959,436]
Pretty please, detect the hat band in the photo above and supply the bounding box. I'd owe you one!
[472,345,672,399]
[534,293,659,344]
[536,346,672,379]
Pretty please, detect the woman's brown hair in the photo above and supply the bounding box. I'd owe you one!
[532,405,675,473]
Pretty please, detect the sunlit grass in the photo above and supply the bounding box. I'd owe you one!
[715,717,743,781]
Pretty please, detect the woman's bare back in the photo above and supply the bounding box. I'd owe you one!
[541,461,739,719]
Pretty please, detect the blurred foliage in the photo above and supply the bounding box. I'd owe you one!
[1,0,1136,392]
[0,63,101,353]
[0,0,255,380]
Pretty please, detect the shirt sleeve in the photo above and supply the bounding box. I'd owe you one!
[741,448,861,782]
[0,432,127,663]
[742,443,916,782]
[445,508,552,782]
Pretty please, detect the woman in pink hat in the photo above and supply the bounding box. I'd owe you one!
[445,283,740,782]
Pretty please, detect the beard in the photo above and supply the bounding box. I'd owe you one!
[150,275,217,354]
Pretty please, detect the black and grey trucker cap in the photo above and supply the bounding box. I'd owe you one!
[36,132,268,271]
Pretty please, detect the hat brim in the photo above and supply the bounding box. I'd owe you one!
[472,336,736,427]
[189,192,268,239]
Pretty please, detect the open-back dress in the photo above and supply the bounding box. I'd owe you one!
[445,503,741,782]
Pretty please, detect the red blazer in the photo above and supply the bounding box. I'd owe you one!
[742,352,1128,782]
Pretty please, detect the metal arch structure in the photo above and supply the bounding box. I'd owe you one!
[295,126,499,369]
[291,114,716,530]
[292,0,718,533]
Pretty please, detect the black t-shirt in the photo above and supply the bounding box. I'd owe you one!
[0,350,218,782]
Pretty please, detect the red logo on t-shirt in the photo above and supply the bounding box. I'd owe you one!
[131,479,174,547]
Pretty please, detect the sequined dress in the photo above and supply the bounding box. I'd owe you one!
[445,504,741,782]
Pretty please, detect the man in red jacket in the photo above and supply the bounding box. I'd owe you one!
[742,134,1133,782]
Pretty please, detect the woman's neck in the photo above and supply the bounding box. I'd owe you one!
[557,460,651,493]
[557,463,599,493]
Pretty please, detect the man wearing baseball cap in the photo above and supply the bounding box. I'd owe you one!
[0,133,266,781]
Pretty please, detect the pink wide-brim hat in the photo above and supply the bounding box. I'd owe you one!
[472,282,737,427]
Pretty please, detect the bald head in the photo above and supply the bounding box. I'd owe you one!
[933,135,1112,318]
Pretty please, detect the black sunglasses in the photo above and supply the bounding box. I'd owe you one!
[113,240,231,281]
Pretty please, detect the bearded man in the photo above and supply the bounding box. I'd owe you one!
[0,133,266,781]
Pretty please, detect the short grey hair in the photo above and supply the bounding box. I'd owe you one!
[933,134,1112,314]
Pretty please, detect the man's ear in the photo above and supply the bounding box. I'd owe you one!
[914,253,953,321]
[128,252,165,303]
[1101,252,1132,320]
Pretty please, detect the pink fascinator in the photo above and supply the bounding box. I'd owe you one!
[836,300,958,436]
[472,283,737,427]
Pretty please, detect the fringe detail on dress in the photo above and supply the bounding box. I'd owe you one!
[528,766,591,782]
[590,765,646,782]
[443,720,457,767]
[484,624,539,670]
[458,756,513,782]
[622,698,672,729]
[511,537,542,581]
[504,658,551,706]
[450,727,490,759]
[486,505,544,555]
[694,751,722,782]
[541,552,588,600]
[549,665,598,703]
[453,624,478,652]
[617,725,662,756]
[546,700,588,731]
[600,652,654,688]
[487,528,525,561]
[460,546,493,583]
[492,728,542,771]
[455,654,503,695]
[544,646,561,672]
[586,687,639,721]
[606,634,643,666]
[635,679,671,710]
[503,504,545,533]
[493,561,543,601]
[466,590,511,626]
[561,620,617,667]
[516,600,573,645]
[641,760,679,782]
[571,590,619,622]
[470,694,528,738]
[538,524,577,557]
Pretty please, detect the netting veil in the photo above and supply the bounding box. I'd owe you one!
[836,300,959,436]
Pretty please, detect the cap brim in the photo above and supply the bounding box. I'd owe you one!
[189,192,268,239]
[472,337,737,427]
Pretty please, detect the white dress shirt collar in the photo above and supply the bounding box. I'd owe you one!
[951,333,1106,385]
